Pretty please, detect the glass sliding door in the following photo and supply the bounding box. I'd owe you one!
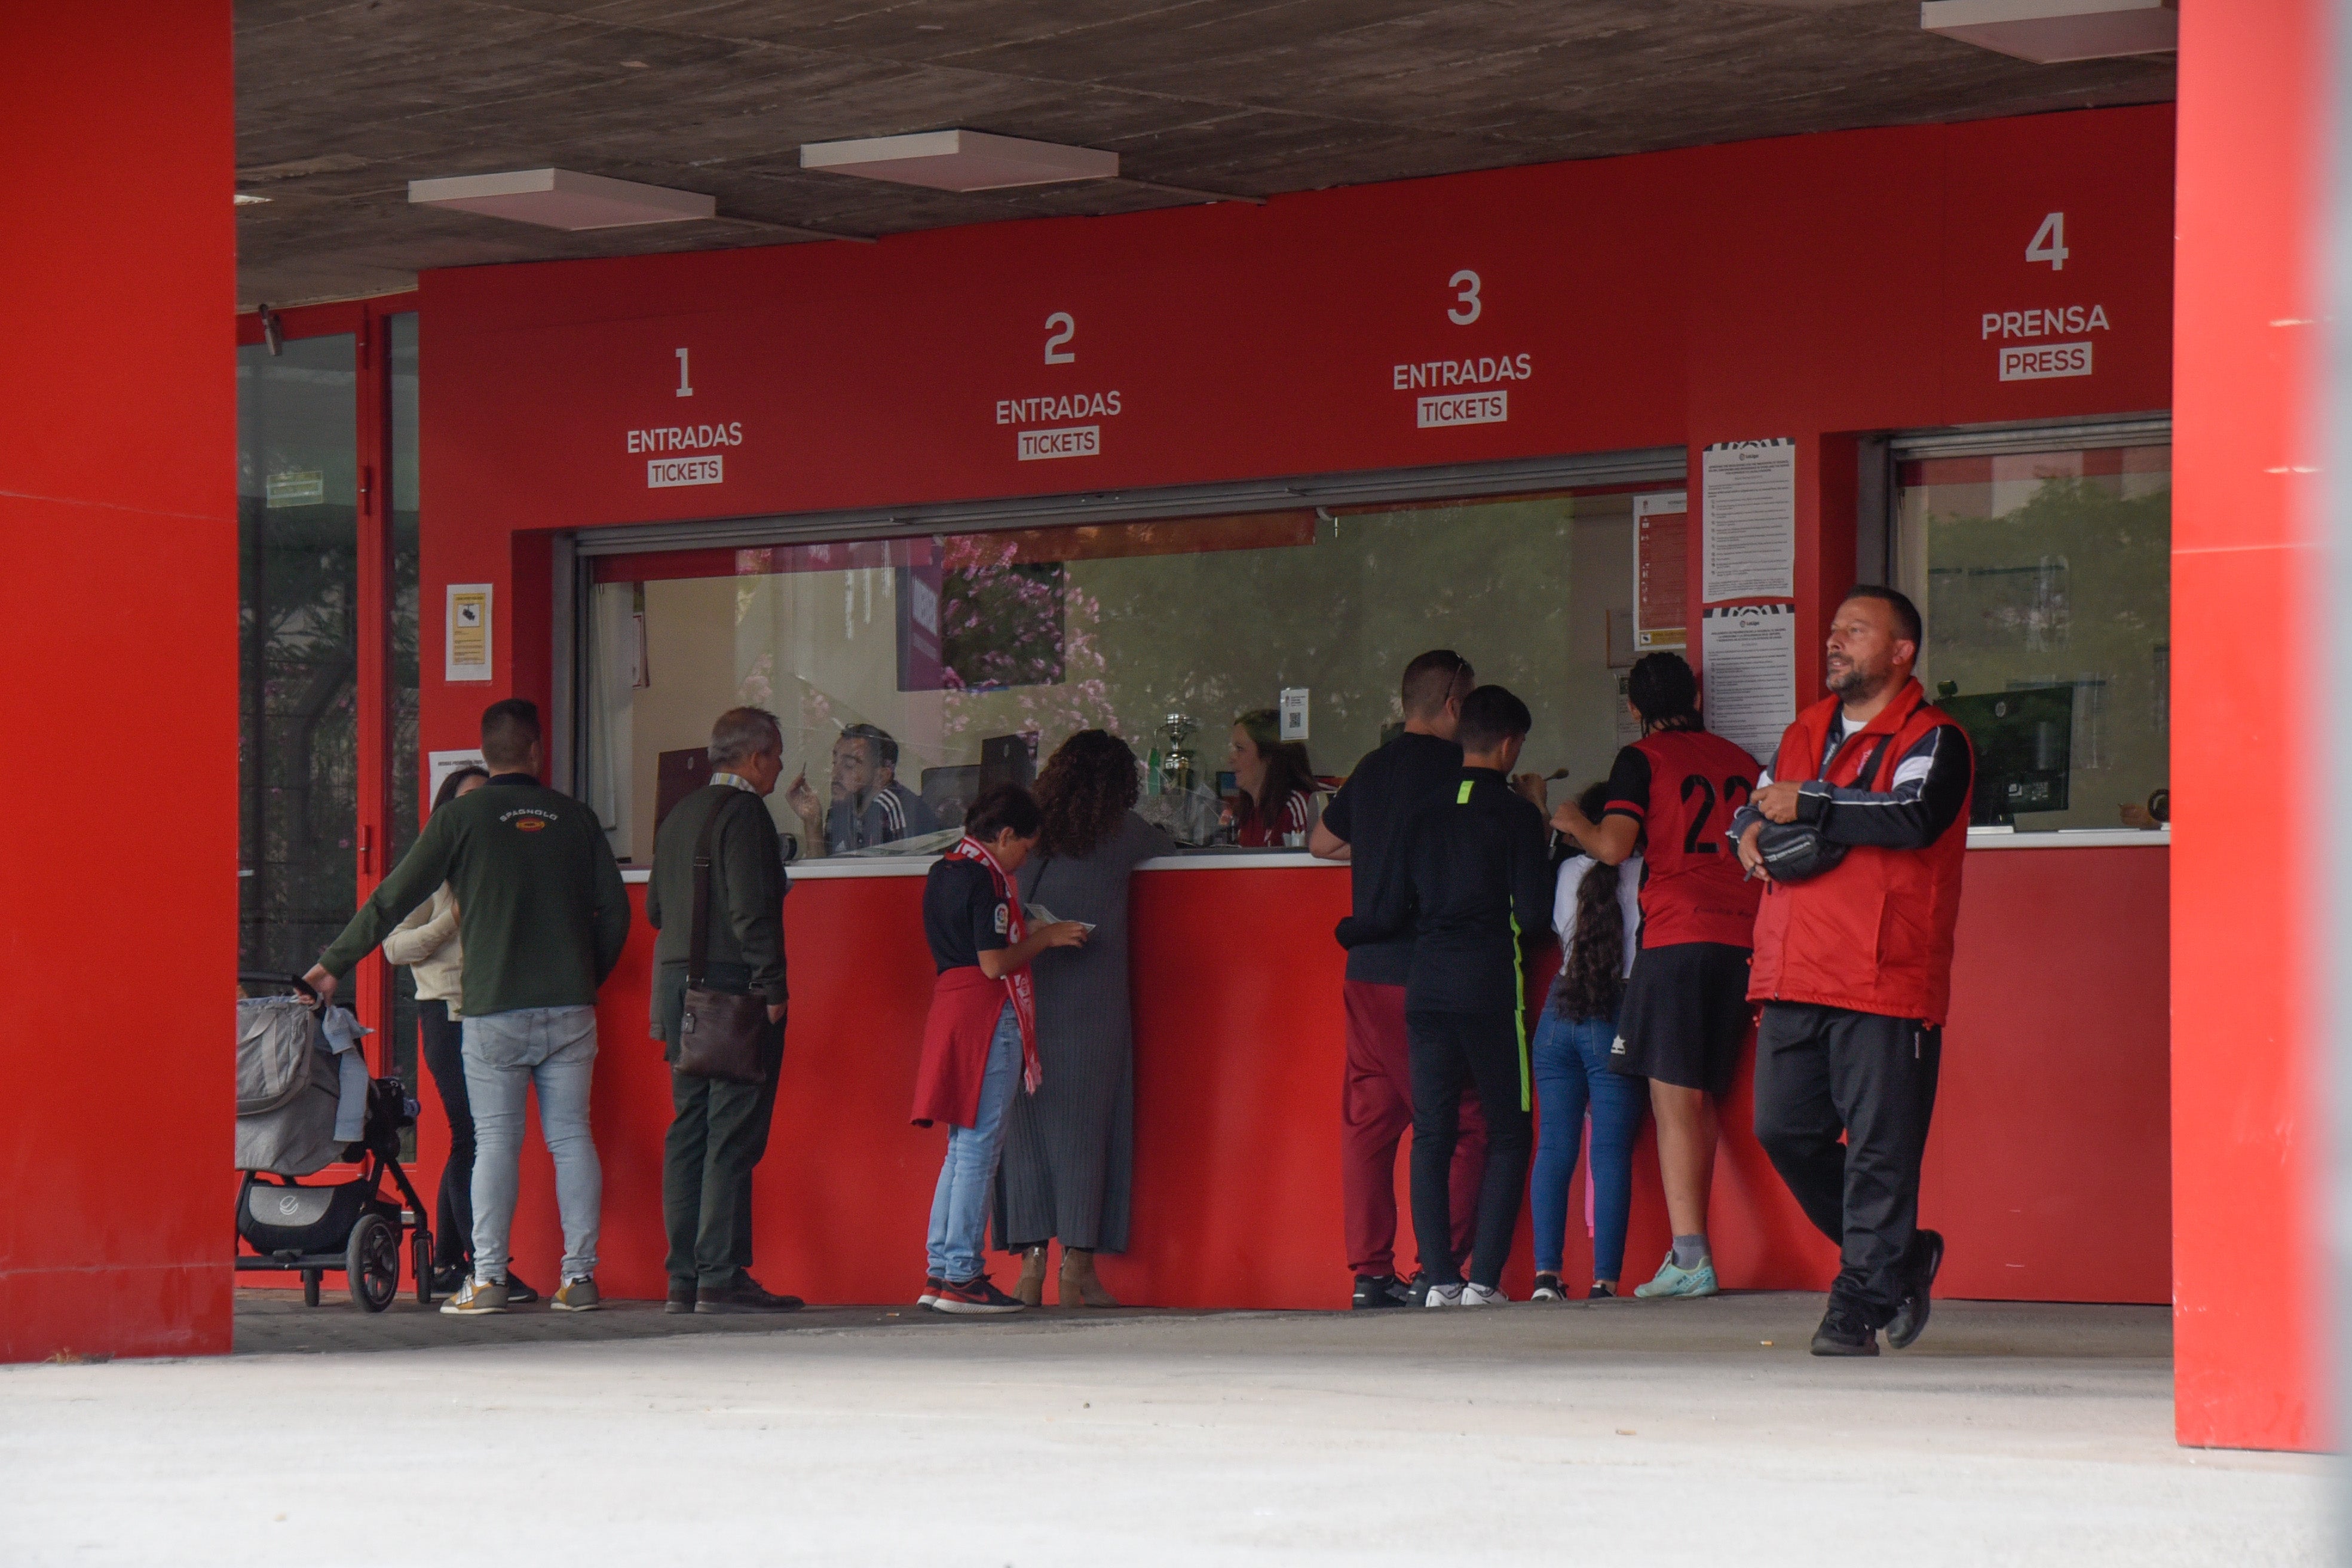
[238,334,360,978]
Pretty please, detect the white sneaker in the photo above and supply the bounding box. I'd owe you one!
[1423,1282,1465,1308]
[1461,1282,1511,1306]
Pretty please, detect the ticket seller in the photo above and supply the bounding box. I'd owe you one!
[1224,708,1317,847]
[785,722,939,857]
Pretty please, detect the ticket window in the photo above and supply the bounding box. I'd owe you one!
[1892,433,2172,832]
[580,487,1662,863]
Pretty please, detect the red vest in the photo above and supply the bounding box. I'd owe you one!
[1747,680,1973,1026]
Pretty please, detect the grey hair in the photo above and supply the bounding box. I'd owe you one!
[708,706,785,768]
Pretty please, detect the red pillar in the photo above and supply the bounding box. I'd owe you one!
[0,7,238,1359]
[2172,0,2329,1448]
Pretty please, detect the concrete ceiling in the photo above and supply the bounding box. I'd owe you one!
[233,0,2176,308]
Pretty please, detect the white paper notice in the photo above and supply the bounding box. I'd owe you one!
[428,749,488,803]
[1702,439,1796,602]
[1701,604,1797,764]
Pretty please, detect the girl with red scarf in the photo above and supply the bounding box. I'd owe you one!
[912,784,1089,1313]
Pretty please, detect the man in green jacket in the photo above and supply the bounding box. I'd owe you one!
[647,706,801,1315]
[307,698,630,1317]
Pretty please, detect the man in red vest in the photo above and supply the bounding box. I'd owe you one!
[1732,587,1974,1358]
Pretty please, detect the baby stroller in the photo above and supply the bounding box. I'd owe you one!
[235,972,434,1311]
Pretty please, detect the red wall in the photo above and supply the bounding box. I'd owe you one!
[2172,1,2328,1450]
[0,8,238,1360]
[405,111,2180,1314]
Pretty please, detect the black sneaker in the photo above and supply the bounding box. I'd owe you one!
[502,1272,540,1306]
[1885,1229,1944,1350]
[696,1275,806,1314]
[666,1279,696,1315]
[1529,1272,1566,1302]
[1352,1273,1411,1310]
[1404,1270,1434,1306]
[430,1262,470,1296]
[1810,1306,1880,1357]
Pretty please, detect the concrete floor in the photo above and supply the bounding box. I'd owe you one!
[0,1293,2327,1566]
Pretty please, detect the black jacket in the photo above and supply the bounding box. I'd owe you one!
[647,784,789,1046]
[1338,767,1554,1015]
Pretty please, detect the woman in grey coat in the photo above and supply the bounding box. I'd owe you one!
[1000,729,1174,1306]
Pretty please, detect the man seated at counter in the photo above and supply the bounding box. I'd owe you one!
[785,722,939,856]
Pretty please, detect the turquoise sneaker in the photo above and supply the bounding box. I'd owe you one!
[1633,1252,1719,1298]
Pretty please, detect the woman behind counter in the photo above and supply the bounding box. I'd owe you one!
[1223,708,1318,847]
[1001,730,1178,1306]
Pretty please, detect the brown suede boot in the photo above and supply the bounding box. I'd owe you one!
[1014,1244,1048,1307]
[1059,1245,1119,1307]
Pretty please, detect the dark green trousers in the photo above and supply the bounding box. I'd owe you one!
[662,1020,786,1290]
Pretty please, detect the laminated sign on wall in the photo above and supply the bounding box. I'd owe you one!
[446,583,493,683]
[1701,603,1797,764]
[1702,439,1796,602]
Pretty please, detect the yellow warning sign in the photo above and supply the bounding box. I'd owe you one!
[446,583,492,682]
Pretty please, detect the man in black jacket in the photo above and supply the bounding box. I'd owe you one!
[647,706,803,1315]
[1345,685,1552,1306]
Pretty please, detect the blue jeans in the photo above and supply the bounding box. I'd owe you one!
[925,1004,1021,1283]
[463,1006,602,1284]
[1530,999,1646,1281]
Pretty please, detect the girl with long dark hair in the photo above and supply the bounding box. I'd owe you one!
[1528,782,1649,1301]
[1000,729,1177,1306]
[1223,708,1318,846]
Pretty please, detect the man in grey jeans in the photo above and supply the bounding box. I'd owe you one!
[308,698,631,1315]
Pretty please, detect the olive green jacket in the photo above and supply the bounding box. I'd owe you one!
[647,783,790,1047]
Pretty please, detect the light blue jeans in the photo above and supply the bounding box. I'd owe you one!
[463,1006,601,1284]
[925,1004,1021,1283]
[1530,998,1646,1282]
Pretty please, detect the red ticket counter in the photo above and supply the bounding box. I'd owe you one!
[466,840,2167,1311]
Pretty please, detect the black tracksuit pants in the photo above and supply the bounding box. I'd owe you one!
[1407,1009,1533,1290]
[418,1000,474,1270]
[1753,1002,1941,1327]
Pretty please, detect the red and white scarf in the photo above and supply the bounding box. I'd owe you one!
[944,835,1040,1094]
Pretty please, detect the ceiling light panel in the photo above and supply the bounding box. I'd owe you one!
[1920,0,2176,63]
[799,130,1118,192]
[408,169,715,231]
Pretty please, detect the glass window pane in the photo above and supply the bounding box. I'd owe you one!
[585,489,1649,862]
[1895,443,2171,829]
[239,334,359,976]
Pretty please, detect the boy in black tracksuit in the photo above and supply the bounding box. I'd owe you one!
[1342,685,1552,1303]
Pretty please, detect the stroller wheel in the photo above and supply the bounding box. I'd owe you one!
[302,1269,321,1308]
[347,1214,400,1313]
[412,1227,435,1306]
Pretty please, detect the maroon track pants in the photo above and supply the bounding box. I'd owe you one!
[1342,979,1487,1278]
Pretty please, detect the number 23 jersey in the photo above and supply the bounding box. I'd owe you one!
[1601,728,1764,950]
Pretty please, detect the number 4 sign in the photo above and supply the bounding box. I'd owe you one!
[2028,212,2069,271]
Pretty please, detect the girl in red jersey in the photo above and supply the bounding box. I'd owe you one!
[1548,652,1760,1298]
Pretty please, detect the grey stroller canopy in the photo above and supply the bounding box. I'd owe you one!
[236,994,370,1177]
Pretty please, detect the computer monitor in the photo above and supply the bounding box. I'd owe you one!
[1938,685,2072,826]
